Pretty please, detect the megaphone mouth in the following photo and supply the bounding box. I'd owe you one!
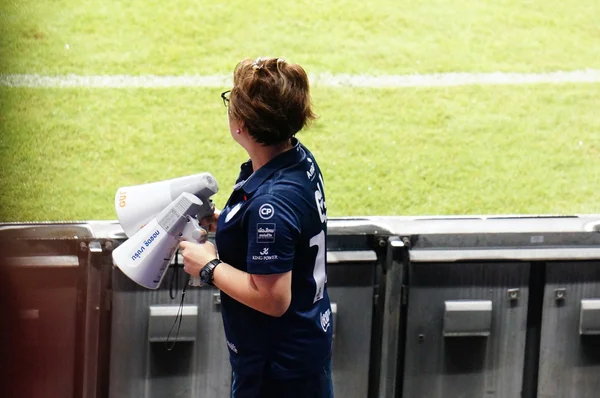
[114,172,218,238]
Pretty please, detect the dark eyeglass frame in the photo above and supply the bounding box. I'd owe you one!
[221,90,231,107]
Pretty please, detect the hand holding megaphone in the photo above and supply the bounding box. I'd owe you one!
[198,208,220,233]
[179,239,218,287]
[177,209,212,288]
[183,209,221,286]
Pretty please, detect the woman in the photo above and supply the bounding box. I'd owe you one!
[179,57,334,398]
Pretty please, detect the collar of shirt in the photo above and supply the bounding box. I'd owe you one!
[234,138,305,194]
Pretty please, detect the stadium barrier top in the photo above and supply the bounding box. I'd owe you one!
[1,214,599,236]
[1,215,600,262]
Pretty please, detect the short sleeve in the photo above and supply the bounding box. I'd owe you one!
[244,194,301,275]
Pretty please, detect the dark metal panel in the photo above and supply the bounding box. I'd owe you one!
[108,268,231,398]
[326,237,379,397]
[18,274,79,398]
[537,261,600,398]
[3,246,81,398]
[327,261,375,287]
[328,286,374,398]
[402,262,530,398]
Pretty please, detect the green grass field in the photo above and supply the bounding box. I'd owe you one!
[1,0,599,221]
[2,0,600,75]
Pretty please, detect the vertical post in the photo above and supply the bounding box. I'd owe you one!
[82,240,104,398]
[378,236,407,398]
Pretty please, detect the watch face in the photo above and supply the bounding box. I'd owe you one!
[200,268,210,283]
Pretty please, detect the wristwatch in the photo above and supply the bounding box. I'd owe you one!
[200,258,222,286]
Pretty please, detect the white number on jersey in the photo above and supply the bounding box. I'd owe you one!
[310,230,326,303]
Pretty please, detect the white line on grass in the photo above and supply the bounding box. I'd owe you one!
[1,69,600,88]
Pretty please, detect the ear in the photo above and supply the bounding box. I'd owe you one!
[237,121,251,136]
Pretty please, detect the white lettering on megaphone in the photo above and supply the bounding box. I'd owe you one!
[131,246,145,261]
[131,230,160,262]
[259,203,274,220]
[118,190,127,208]
[144,230,160,247]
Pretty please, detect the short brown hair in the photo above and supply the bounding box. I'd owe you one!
[229,57,316,146]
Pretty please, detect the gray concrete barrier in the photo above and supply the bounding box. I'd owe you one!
[1,215,599,398]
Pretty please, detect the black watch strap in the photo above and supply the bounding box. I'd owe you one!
[200,258,222,286]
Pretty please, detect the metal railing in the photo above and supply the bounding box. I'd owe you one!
[2,215,599,398]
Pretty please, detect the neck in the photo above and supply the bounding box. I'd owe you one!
[248,140,293,172]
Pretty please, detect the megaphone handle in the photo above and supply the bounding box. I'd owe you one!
[180,217,209,287]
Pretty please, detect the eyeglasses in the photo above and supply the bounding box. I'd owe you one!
[221,90,231,107]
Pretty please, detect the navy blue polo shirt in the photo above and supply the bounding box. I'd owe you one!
[215,138,332,379]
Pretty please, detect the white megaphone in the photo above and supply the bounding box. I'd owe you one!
[115,172,218,237]
[111,173,219,289]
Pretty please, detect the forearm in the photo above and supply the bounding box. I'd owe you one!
[212,262,290,317]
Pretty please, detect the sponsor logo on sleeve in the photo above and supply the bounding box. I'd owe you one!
[256,223,276,243]
[252,247,279,261]
[258,203,275,220]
